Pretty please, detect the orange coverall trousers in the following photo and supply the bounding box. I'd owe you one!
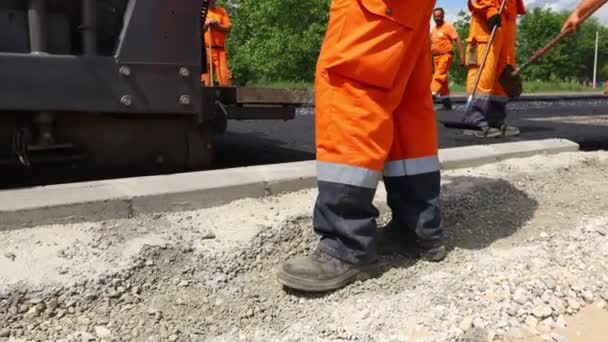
[431,53,454,96]
[201,47,233,86]
[464,0,524,128]
[313,0,441,263]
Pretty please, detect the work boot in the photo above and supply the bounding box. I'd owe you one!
[377,225,418,256]
[277,249,378,292]
[440,97,453,110]
[418,240,447,262]
[378,223,447,262]
[499,124,520,137]
[463,126,501,138]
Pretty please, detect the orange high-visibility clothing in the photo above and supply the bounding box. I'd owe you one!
[431,22,459,55]
[465,0,525,100]
[431,22,458,96]
[432,53,454,96]
[316,0,438,173]
[204,6,231,48]
[201,6,233,86]
[313,0,441,263]
[201,48,233,86]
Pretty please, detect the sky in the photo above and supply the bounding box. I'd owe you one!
[435,0,608,24]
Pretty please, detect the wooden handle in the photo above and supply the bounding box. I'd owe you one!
[513,0,608,76]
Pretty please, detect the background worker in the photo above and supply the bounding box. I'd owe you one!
[562,0,605,32]
[431,8,465,110]
[464,0,525,138]
[201,0,233,86]
[277,0,445,292]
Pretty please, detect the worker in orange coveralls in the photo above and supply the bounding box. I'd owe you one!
[463,0,525,138]
[201,0,233,86]
[431,8,465,110]
[277,0,446,292]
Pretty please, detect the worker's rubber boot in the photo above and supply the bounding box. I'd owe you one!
[278,249,378,292]
[440,97,453,110]
[499,124,520,137]
[463,126,501,138]
[378,223,447,262]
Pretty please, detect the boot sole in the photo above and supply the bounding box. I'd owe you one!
[277,263,379,292]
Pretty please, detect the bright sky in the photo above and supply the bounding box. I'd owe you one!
[435,0,608,24]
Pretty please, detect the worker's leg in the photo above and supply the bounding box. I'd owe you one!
[431,55,447,96]
[382,30,444,260]
[464,30,504,136]
[489,18,519,136]
[216,49,233,86]
[277,0,432,292]
[440,54,454,109]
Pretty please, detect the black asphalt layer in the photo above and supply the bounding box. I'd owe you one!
[213,98,608,169]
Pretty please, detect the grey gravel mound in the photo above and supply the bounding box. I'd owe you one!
[2,151,608,341]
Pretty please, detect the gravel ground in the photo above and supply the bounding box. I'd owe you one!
[2,151,608,341]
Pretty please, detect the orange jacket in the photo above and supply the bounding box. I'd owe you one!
[203,6,231,48]
[467,0,525,43]
[467,0,525,20]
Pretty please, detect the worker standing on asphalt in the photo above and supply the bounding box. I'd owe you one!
[463,0,525,138]
[277,0,446,292]
[562,0,605,32]
[201,0,233,86]
[431,8,465,111]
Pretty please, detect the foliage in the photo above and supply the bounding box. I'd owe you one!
[219,2,608,87]
[222,0,329,85]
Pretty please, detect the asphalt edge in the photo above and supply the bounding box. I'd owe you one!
[0,138,579,230]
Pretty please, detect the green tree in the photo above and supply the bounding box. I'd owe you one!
[224,0,330,85]
[517,7,608,83]
[451,10,471,86]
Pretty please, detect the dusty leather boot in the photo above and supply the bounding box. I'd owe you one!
[378,223,447,262]
[277,249,378,292]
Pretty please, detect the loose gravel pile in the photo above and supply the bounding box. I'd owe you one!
[2,151,608,342]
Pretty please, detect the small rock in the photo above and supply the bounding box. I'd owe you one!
[94,326,113,339]
[582,291,594,303]
[57,266,69,275]
[472,317,485,328]
[513,288,529,305]
[600,290,608,301]
[168,335,178,342]
[539,232,549,239]
[525,315,538,328]
[507,303,519,316]
[56,309,66,319]
[543,278,556,290]
[0,329,9,337]
[540,317,554,329]
[47,298,59,310]
[459,316,473,332]
[567,298,580,311]
[4,252,16,261]
[179,280,190,288]
[80,331,96,341]
[532,305,552,319]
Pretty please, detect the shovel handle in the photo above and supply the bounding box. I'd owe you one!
[513,0,608,76]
